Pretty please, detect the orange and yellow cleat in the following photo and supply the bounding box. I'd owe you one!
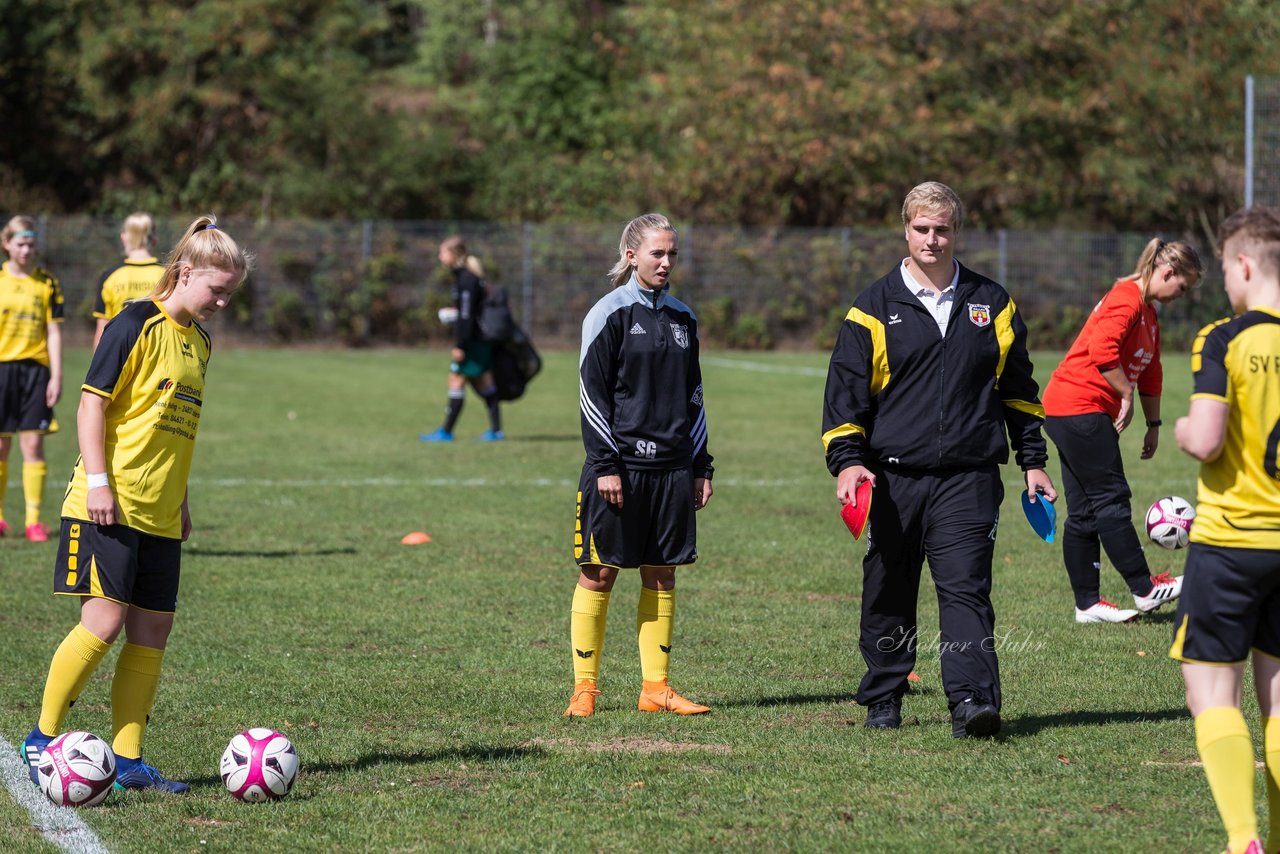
[563,679,602,717]
[638,678,710,715]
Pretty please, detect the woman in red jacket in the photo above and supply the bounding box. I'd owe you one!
[1043,239,1203,623]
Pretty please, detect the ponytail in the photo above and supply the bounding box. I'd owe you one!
[148,215,251,301]
[1126,237,1204,299]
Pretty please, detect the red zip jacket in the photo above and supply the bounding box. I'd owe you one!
[1043,278,1161,419]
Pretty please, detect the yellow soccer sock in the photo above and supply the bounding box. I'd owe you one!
[1195,706,1259,851]
[23,460,46,527]
[0,458,8,523]
[570,585,610,684]
[1264,716,1280,852]
[38,624,112,736]
[637,587,676,683]
[110,643,165,760]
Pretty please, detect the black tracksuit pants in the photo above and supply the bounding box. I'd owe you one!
[856,465,1003,712]
[1044,413,1152,610]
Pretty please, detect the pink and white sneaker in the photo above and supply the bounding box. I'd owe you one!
[1134,573,1182,613]
[1075,599,1140,624]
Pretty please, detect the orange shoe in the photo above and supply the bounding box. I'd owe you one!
[25,523,48,543]
[563,680,602,717]
[638,679,710,715]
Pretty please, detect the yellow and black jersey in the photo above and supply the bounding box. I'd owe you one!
[1188,309,1280,549]
[62,300,211,539]
[0,262,64,364]
[93,257,164,320]
[822,261,1047,474]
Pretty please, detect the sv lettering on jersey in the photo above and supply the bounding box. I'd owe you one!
[1249,355,1280,373]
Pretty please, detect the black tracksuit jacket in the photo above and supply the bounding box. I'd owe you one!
[822,262,1048,475]
[578,276,713,479]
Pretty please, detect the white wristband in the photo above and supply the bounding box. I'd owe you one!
[86,472,109,490]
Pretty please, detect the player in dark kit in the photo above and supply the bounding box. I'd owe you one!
[1171,207,1280,854]
[20,216,251,794]
[822,182,1056,738]
[420,235,505,443]
[563,213,714,718]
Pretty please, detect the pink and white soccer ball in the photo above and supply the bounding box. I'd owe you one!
[1146,496,1196,550]
[220,728,298,802]
[38,731,116,808]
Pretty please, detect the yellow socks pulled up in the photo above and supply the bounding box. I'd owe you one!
[1195,706,1259,852]
[637,587,675,683]
[23,460,46,527]
[111,643,165,760]
[38,624,112,736]
[570,585,610,684]
[1264,716,1280,852]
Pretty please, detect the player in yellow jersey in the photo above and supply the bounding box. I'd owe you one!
[1171,207,1280,854]
[0,216,64,542]
[19,215,251,794]
[92,212,165,350]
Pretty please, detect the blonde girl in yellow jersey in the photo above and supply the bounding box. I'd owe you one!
[92,212,165,350]
[0,215,64,542]
[20,215,251,794]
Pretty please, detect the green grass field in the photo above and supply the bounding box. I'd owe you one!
[0,344,1245,853]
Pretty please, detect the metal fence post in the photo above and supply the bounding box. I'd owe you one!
[1247,75,1255,208]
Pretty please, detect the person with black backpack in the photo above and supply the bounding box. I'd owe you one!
[420,236,505,443]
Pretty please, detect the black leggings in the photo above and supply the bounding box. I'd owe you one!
[1044,413,1153,609]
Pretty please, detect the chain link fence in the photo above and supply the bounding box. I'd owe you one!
[24,216,1226,351]
[1250,75,1280,208]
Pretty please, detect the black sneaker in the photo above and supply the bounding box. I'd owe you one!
[864,698,902,729]
[951,697,1000,738]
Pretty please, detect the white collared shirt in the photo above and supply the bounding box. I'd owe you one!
[900,259,959,335]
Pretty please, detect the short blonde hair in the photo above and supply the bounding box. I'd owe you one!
[901,182,965,231]
[121,212,156,253]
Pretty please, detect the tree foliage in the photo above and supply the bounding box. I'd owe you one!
[3,0,1277,231]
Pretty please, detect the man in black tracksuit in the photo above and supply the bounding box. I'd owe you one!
[822,182,1057,738]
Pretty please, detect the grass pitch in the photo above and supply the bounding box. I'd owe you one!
[0,345,1242,852]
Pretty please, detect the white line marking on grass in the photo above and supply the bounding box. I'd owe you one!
[0,735,110,854]
[188,476,812,489]
[701,356,828,378]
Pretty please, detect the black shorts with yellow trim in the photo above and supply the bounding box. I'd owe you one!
[574,466,697,569]
[53,519,182,613]
[1169,542,1280,664]
[0,360,57,435]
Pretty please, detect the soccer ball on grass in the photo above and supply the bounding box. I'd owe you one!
[220,728,298,802]
[38,731,116,808]
[1145,496,1196,550]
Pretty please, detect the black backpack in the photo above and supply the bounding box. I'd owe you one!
[479,284,516,343]
[491,324,542,402]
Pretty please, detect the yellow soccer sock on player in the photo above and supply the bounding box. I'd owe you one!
[38,624,112,736]
[570,585,610,684]
[1264,716,1280,851]
[111,643,165,760]
[1195,706,1259,851]
[637,587,675,683]
[23,460,46,527]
